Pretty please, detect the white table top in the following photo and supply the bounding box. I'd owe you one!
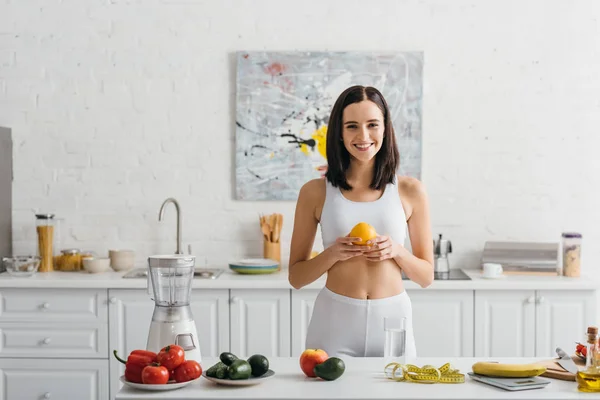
[115,357,590,400]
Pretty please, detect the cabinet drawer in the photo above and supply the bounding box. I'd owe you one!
[0,323,108,359]
[0,289,107,322]
[0,358,108,400]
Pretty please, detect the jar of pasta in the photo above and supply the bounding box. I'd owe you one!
[35,214,56,272]
[57,249,82,271]
[562,232,582,277]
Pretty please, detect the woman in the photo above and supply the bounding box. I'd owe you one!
[288,85,434,358]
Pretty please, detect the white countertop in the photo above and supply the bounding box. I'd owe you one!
[115,356,588,400]
[0,268,598,290]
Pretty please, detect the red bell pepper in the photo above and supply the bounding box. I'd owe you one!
[113,349,158,383]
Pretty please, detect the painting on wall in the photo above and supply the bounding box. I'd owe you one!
[235,51,423,201]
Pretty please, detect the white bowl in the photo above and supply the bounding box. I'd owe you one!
[109,250,135,271]
[83,257,111,273]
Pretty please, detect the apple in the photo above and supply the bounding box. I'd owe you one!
[300,348,329,377]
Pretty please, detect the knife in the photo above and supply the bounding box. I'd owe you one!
[556,347,579,374]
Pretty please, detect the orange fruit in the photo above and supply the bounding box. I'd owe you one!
[348,222,377,245]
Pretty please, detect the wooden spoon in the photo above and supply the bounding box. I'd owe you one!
[273,214,280,243]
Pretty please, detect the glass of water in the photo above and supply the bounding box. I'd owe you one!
[384,316,407,364]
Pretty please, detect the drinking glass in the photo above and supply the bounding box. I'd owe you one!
[384,316,407,364]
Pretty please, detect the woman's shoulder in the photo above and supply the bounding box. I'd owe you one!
[298,178,326,201]
[395,175,427,201]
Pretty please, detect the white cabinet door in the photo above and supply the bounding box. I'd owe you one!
[108,289,155,400]
[230,289,291,358]
[475,290,536,357]
[190,289,230,357]
[0,358,108,400]
[535,290,597,357]
[408,290,474,357]
[291,289,319,357]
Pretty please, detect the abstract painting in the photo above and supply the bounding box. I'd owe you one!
[235,51,423,201]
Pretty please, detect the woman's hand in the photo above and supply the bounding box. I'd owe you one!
[328,236,366,262]
[363,236,404,262]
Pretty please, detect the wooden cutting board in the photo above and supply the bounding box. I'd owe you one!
[539,355,585,381]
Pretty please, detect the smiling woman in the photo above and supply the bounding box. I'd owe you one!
[288,85,434,359]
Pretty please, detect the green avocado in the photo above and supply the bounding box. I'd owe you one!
[227,359,252,380]
[206,361,228,379]
[247,354,269,377]
[314,357,345,381]
[219,352,238,366]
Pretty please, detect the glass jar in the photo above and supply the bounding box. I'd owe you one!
[57,249,82,271]
[562,232,582,277]
[35,214,56,272]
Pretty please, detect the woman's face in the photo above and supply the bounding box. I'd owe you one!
[341,100,385,163]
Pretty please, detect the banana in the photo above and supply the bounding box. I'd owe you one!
[472,362,546,378]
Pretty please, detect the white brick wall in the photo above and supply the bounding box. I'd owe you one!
[1,0,599,271]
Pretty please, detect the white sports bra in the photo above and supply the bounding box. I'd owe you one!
[320,178,408,250]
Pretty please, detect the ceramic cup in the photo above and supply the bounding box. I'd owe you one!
[482,263,503,278]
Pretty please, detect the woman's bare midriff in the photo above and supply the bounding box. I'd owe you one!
[325,257,405,299]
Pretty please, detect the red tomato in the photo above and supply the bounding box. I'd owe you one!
[169,369,175,382]
[174,360,202,383]
[157,345,185,371]
[141,365,169,385]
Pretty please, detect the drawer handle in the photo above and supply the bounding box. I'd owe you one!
[43,393,51,399]
[109,297,117,304]
[231,296,240,304]
[42,337,51,345]
[537,296,545,304]
[527,296,535,304]
[41,302,50,310]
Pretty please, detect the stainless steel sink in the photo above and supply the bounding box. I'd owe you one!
[122,268,223,279]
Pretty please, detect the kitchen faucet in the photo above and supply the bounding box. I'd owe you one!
[158,197,183,254]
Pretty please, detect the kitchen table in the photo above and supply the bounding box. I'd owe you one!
[115,356,589,400]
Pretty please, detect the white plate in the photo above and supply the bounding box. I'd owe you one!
[120,376,200,391]
[202,370,275,386]
[234,258,279,267]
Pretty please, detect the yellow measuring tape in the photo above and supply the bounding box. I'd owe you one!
[384,362,465,384]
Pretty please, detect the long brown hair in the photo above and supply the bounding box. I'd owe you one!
[324,85,399,190]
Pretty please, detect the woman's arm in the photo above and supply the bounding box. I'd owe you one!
[288,179,363,289]
[288,180,335,289]
[393,178,434,288]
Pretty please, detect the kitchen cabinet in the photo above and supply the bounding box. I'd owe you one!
[107,288,229,400]
[189,289,230,357]
[108,290,154,400]
[0,358,109,400]
[291,289,319,357]
[0,289,109,400]
[474,290,535,357]
[474,289,597,357]
[535,290,596,357]
[230,289,291,358]
[408,290,474,357]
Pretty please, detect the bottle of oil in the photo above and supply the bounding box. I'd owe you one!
[577,326,600,392]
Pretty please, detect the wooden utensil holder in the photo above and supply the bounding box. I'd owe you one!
[263,240,281,269]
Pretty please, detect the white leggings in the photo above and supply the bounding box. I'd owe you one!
[305,287,417,358]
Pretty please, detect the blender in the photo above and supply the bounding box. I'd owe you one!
[146,255,201,362]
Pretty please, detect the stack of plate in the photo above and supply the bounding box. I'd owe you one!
[229,258,279,275]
